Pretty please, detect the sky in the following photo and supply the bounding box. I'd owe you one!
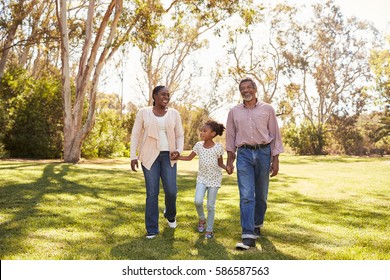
[101,0,390,119]
[257,0,389,31]
[296,0,389,32]
[327,0,389,31]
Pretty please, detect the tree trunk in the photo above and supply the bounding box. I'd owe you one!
[315,126,324,155]
[63,133,83,163]
[57,0,73,162]
[56,0,123,163]
[0,20,20,78]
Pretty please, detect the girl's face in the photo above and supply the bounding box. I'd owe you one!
[199,125,216,141]
[154,87,170,107]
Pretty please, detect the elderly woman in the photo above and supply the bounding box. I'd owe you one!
[130,85,184,239]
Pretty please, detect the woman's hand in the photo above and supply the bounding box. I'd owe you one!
[131,159,139,172]
[170,151,180,160]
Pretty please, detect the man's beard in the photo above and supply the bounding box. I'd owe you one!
[243,93,254,102]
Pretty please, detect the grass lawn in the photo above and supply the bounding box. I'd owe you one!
[0,155,389,260]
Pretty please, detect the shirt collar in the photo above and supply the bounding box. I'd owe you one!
[242,98,260,108]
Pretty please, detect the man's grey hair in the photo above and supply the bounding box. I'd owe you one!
[239,78,257,90]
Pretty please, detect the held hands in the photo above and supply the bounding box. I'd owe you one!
[226,165,234,175]
[226,151,236,175]
[170,151,180,160]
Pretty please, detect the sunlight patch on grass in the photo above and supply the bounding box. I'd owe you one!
[1,156,389,260]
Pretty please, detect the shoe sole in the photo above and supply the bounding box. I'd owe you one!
[146,235,157,239]
[235,242,255,250]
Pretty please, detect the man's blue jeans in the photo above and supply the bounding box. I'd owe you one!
[142,151,177,235]
[236,145,271,239]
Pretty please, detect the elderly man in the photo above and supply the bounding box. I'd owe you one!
[226,77,284,250]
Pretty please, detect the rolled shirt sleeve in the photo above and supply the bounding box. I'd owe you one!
[225,108,237,153]
[268,106,284,156]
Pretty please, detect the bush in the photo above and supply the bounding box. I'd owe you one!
[82,111,133,158]
[283,121,326,155]
[0,67,63,158]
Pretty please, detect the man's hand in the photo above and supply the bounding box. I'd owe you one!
[226,165,234,175]
[226,151,236,175]
[270,156,279,177]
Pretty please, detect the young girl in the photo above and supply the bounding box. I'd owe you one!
[178,120,227,238]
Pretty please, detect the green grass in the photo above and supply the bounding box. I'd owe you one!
[0,155,389,260]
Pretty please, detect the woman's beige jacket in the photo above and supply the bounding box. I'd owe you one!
[130,107,184,170]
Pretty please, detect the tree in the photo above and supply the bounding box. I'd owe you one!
[227,3,290,105]
[175,104,210,149]
[0,66,63,158]
[82,93,132,158]
[327,114,364,155]
[283,120,326,155]
[281,0,379,154]
[370,36,390,142]
[56,0,125,163]
[57,0,211,162]
[134,0,252,106]
[0,0,35,77]
[0,0,59,78]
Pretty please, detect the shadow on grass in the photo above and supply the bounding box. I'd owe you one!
[2,159,387,259]
[194,235,230,259]
[0,162,145,259]
[1,164,73,253]
[0,162,49,170]
[265,184,390,258]
[175,171,297,260]
[111,227,178,260]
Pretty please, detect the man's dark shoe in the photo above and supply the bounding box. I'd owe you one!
[235,238,256,250]
[255,227,261,237]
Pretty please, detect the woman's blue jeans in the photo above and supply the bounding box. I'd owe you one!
[236,145,271,239]
[142,151,177,235]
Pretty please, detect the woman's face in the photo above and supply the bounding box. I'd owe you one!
[154,87,170,107]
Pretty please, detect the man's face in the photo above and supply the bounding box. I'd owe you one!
[239,81,256,102]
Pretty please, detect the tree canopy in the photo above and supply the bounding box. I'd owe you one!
[0,0,389,159]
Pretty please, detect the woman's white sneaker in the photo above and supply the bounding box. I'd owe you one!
[167,219,177,228]
[146,233,157,239]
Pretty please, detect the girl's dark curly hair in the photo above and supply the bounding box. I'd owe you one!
[204,120,225,136]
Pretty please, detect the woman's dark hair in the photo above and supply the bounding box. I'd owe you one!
[204,120,225,136]
[152,85,166,106]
